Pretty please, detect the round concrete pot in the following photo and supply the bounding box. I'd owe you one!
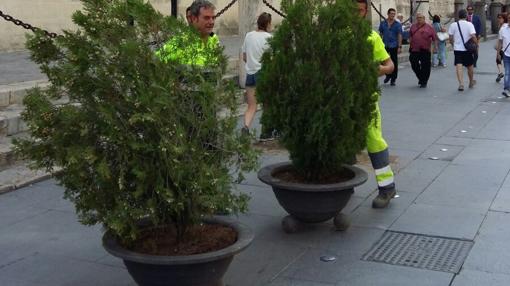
[102,217,253,286]
[258,162,368,232]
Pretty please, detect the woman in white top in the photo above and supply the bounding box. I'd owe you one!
[241,12,272,135]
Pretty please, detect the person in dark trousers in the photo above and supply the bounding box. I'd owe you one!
[409,13,437,88]
[467,5,482,67]
[379,8,402,86]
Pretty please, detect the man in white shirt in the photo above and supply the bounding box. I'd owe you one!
[448,9,478,91]
[497,21,510,97]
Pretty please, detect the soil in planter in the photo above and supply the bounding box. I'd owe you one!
[129,224,237,256]
[274,166,354,184]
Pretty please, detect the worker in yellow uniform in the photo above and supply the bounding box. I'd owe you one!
[356,0,397,208]
[156,0,219,67]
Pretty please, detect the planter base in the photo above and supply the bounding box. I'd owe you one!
[258,162,367,233]
[281,213,351,233]
[102,217,253,286]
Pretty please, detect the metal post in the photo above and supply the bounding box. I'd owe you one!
[490,2,503,34]
[474,1,486,39]
[454,0,465,21]
[171,0,178,17]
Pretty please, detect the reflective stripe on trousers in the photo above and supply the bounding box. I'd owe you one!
[366,102,395,192]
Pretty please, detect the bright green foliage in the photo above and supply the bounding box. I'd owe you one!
[257,0,379,181]
[15,0,257,245]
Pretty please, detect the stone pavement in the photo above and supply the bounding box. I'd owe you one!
[2,38,510,286]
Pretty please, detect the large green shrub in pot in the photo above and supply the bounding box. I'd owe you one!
[15,0,257,246]
[257,0,379,182]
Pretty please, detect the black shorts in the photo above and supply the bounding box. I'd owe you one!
[454,51,474,67]
[245,72,259,87]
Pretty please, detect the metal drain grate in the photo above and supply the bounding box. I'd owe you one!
[362,231,473,273]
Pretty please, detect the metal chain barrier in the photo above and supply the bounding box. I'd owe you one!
[370,2,386,21]
[262,0,286,18]
[215,0,238,19]
[0,9,60,39]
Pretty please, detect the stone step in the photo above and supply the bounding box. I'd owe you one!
[0,104,27,138]
[0,80,50,110]
[0,162,53,194]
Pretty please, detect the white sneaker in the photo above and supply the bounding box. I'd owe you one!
[502,90,510,98]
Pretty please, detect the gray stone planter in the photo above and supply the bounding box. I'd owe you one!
[258,161,367,233]
[102,216,253,286]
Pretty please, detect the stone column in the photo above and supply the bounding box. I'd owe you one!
[474,1,486,39]
[454,0,465,20]
[490,2,503,34]
[238,0,259,88]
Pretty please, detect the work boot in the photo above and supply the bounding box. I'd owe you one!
[372,189,396,209]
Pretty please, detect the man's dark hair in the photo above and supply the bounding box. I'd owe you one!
[388,8,396,14]
[458,9,467,19]
[355,0,368,4]
[433,14,440,23]
[257,12,272,31]
[189,0,215,17]
[466,5,474,10]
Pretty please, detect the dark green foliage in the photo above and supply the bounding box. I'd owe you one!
[257,0,379,181]
[16,0,257,245]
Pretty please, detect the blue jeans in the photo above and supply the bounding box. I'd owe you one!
[504,55,510,90]
[433,41,446,66]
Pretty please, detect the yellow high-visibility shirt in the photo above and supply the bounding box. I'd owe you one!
[156,32,219,67]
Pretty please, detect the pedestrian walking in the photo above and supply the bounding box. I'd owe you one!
[356,0,397,209]
[448,9,477,91]
[466,5,482,67]
[379,8,402,86]
[497,16,510,97]
[495,13,508,83]
[409,13,437,88]
[432,15,447,67]
[241,12,272,136]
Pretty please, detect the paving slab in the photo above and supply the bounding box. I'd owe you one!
[451,270,510,286]
[0,252,135,286]
[394,158,449,193]
[268,277,335,286]
[462,211,510,275]
[279,247,453,286]
[390,203,486,240]
[414,164,508,211]
[419,144,464,162]
[490,174,510,212]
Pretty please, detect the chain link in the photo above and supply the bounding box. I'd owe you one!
[215,0,238,19]
[262,0,286,18]
[0,10,59,38]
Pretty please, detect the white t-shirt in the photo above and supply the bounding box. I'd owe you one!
[448,20,476,51]
[499,24,510,57]
[241,31,272,75]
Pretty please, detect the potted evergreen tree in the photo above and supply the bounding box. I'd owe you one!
[14,0,258,285]
[257,0,379,232]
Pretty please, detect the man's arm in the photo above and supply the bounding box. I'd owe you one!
[379,57,394,77]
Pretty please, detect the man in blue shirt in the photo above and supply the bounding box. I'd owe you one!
[379,8,402,86]
[467,4,482,67]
